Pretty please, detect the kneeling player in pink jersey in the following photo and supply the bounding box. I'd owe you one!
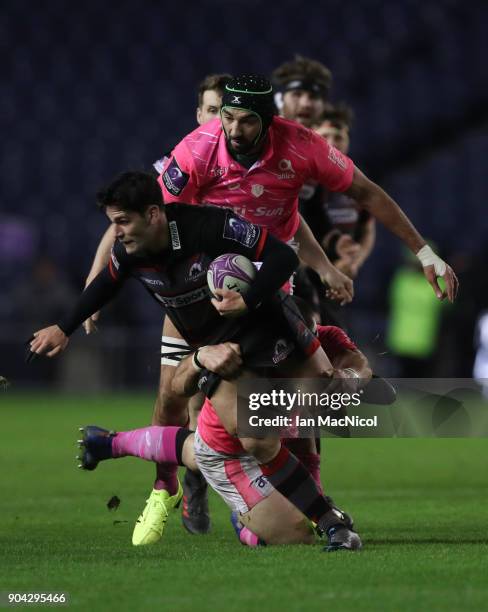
[77,315,371,551]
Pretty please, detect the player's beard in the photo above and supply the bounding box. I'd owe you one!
[225,133,266,159]
[226,135,253,155]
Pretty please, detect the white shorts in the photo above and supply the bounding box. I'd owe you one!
[161,335,192,366]
[193,430,274,514]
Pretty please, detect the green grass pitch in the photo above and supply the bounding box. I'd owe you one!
[1,393,488,611]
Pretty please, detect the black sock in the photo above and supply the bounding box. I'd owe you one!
[175,428,194,466]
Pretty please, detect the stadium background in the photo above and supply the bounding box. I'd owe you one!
[1,0,487,390]
[2,2,488,610]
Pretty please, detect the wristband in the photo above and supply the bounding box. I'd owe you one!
[192,348,205,372]
[416,245,446,276]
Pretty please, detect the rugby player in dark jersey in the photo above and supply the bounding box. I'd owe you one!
[29,170,363,551]
[272,55,332,129]
[83,74,232,537]
[298,104,377,328]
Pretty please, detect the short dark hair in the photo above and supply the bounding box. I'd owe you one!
[318,103,354,131]
[197,73,232,107]
[96,171,163,214]
[271,56,332,100]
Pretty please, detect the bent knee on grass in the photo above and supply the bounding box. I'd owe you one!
[240,491,315,546]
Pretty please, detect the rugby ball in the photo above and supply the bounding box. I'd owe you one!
[207,254,256,296]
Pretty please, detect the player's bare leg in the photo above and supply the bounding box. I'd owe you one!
[150,317,210,536]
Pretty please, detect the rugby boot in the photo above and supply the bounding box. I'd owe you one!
[77,426,115,471]
[132,482,183,546]
[324,495,354,530]
[318,508,362,552]
[181,469,211,534]
[230,511,243,541]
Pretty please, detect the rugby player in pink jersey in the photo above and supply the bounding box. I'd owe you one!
[75,313,372,551]
[157,74,457,304]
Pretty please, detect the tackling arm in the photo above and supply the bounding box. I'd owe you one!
[330,348,372,382]
[171,343,243,397]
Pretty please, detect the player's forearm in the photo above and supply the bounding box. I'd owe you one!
[85,226,116,286]
[172,355,200,397]
[347,168,425,254]
[332,349,372,382]
[295,215,335,276]
[58,269,122,336]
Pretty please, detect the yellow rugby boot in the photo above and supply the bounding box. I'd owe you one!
[132,481,183,546]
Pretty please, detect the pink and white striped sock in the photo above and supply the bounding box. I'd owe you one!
[112,426,180,495]
[112,426,180,463]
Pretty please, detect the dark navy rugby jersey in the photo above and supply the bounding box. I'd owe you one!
[107,204,268,345]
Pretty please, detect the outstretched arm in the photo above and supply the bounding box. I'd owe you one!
[346,167,458,302]
[29,268,124,358]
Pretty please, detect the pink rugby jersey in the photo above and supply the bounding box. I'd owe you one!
[159,116,354,243]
